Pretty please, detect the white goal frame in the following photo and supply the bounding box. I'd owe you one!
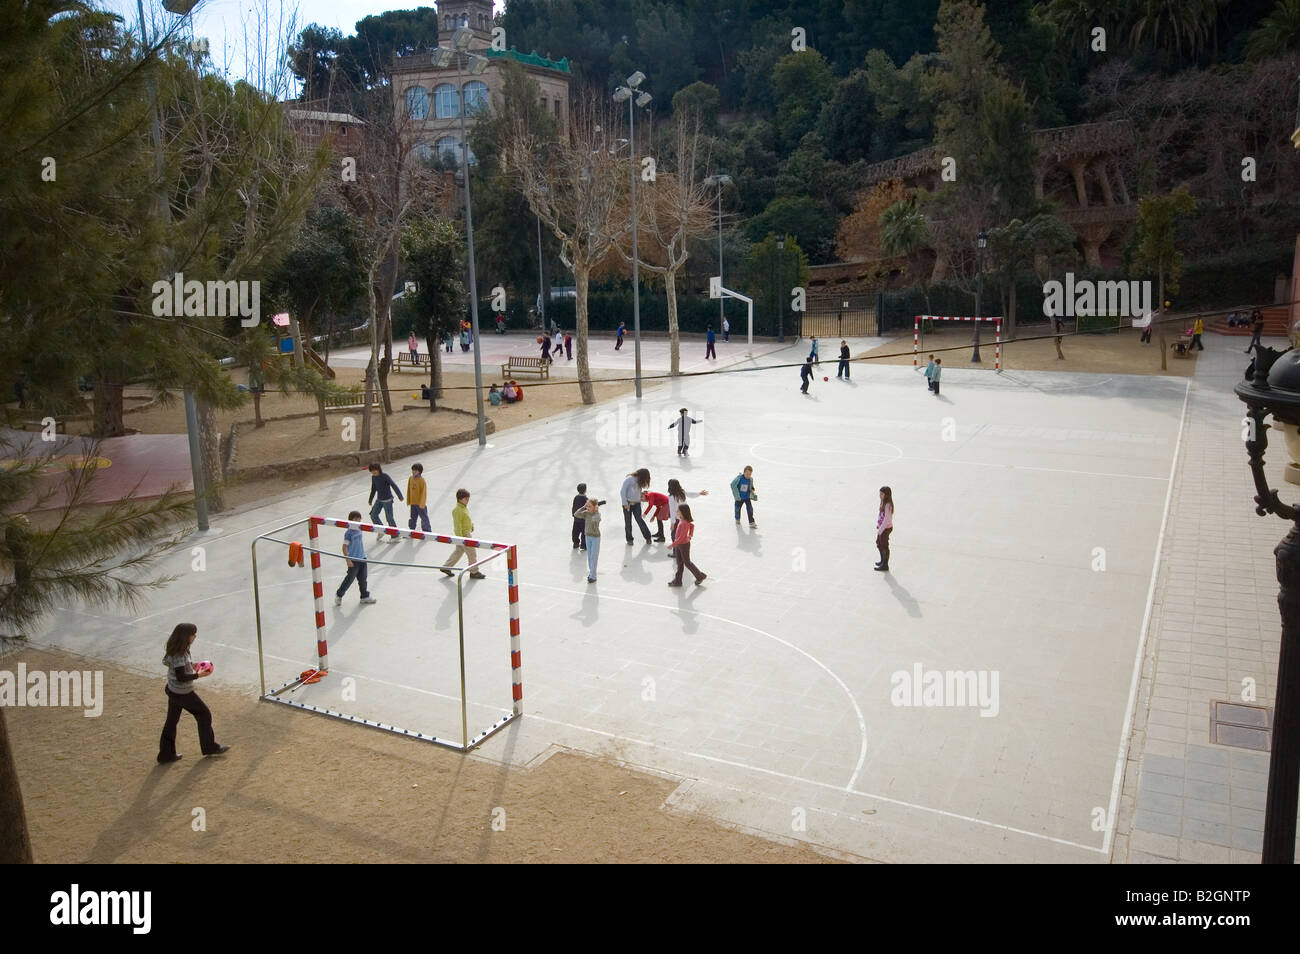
[913,315,1003,371]
[251,515,522,751]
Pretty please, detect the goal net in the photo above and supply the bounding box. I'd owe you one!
[913,315,1003,370]
[251,515,521,751]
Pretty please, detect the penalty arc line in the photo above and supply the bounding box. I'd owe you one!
[521,580,869,792]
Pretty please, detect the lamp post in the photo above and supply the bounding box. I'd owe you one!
[434,28,489,445]
[776,234,785,343]
[536,212,544,330]
[973,227,987,363]
[614,72,651,400]
[1235,346,1300,863]
[703,174,732,329]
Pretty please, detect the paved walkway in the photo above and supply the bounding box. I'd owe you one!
[1116,335,1300,862]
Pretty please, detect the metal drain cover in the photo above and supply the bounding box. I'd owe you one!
[1210,701,1272,751]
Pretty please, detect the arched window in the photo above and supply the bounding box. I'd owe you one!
[443,14,451,30]
[463,80,488,116]
[412,141,434,164]
[435,136,459,164]
[434,83,458,118]
[404,85,429,120]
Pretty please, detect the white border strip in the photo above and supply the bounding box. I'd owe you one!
[1102,378,1191,857]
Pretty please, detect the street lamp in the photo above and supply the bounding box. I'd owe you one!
[614,72,652,400]
[703,173,733,329]
[1235,345,1300,863]
[973,227,987,363]
[436,26,489,445]
[776,234,785,343]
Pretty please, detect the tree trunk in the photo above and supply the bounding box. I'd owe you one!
[1007,282,1017,340]
[253,390,264,427]
[360,358,375,452]
[424,335,438,412]
[433,335,444,399]
[324,311,335,364]
[0,707,33,863]
[92,380,125,438]
[574,265,595,405]
[316,393,328,432]
[666,267,681,376]
[197,400,224,512]
[376,247,399,418]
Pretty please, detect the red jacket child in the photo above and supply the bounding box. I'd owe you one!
[643,491,670,522]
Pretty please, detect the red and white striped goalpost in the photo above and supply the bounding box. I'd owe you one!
[252,515,521,752]
[913,315,1003,371]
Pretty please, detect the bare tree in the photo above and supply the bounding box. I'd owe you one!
[618,111,715,376]
[333,74,445,454]
[508,96,632,405]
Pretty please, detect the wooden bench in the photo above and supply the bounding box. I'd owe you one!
[393,352,431,373]
[501,355,550,378]
[324,391,379,410]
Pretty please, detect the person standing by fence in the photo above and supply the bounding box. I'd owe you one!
[837,340,850,379]
[705,327,716,360]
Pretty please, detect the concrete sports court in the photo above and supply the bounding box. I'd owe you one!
[30,337,1190,862]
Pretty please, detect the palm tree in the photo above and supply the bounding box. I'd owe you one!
[1246,0,1300,60]
[1123,0,1224,58]
[879,199,933,312]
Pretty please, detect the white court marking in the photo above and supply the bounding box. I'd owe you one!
[1103,378,1191,858]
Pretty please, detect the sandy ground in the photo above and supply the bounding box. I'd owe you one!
[4,647,836,863]
[861,323,1198,376]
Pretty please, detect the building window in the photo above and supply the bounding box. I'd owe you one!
[337,124,348,137]
[413,141,434,164]
[553,99,562,120]
[443,14,451,30]
[404,85,429,120]
[434,83,458,118]
[435,136,459,164]
[463,80,488,116]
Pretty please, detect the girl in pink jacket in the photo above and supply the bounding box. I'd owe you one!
[667,504,707,587]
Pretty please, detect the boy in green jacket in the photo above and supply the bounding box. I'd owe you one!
[442,488,486,579]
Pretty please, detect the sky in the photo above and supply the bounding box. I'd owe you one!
[100,0,502,87]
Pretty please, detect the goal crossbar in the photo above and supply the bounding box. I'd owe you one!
[913,315,1003,371]
[250,514,522,751]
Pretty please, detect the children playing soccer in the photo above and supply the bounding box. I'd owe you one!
[642,488,670,542]
[367,463,403,542]
[667,503,706,587]
[407,463,430,532]
[442,489,485,579]
[572,483,589,550]
[336,510,377,605]
[668,408,701,457]
[731,466,756,527]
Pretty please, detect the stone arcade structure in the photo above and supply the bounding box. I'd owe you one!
[858,119,1139,272]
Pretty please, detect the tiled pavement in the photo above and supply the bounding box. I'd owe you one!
[1114,336,1298,863]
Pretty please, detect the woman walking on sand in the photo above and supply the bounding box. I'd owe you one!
[874,486,894,572]
[157,623,229,763]
[667,503,706,587]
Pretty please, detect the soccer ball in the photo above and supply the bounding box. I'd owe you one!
[823,376,828,381]
[536,336,544,343]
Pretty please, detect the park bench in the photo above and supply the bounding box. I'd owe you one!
[393,352,430,373]
[324,391,379,410]
[501,355,550,379]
